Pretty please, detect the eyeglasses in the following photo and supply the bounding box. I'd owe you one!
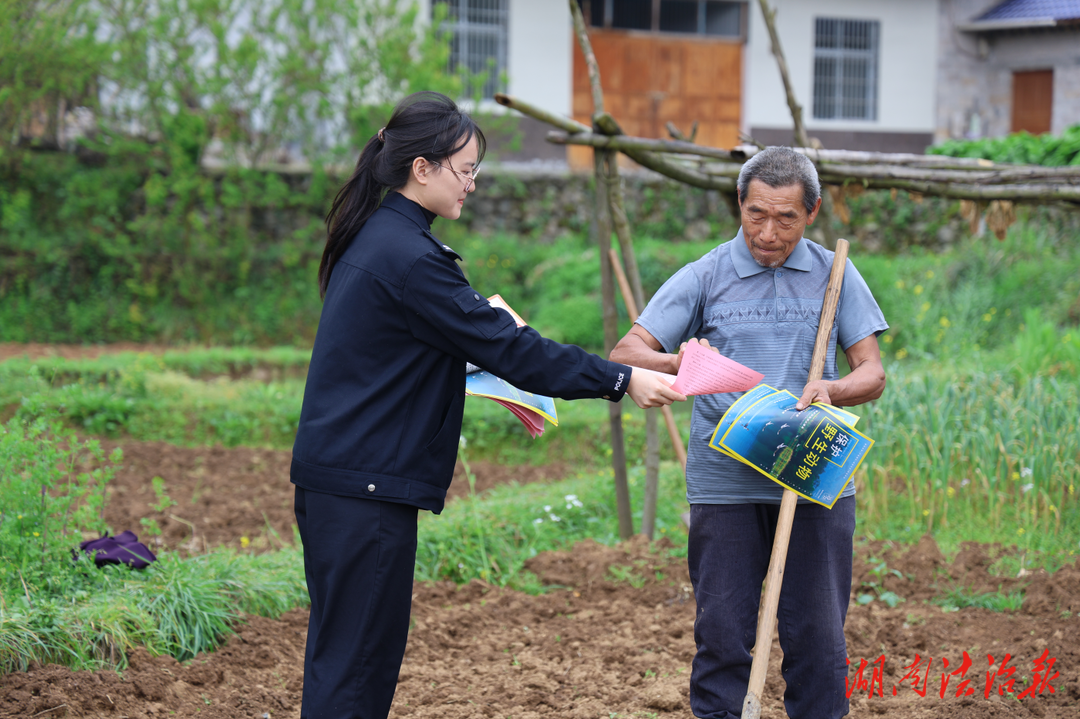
[430,162,480,191]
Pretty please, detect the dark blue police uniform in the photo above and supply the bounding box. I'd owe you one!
[291,192,632,718]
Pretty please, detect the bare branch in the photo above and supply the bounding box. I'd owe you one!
[758,0,808,148]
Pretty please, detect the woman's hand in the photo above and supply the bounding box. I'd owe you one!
[625,369,687,409]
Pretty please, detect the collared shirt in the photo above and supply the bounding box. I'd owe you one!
[636,229,889,505]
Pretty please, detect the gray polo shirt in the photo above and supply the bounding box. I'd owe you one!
[636,229,888,505]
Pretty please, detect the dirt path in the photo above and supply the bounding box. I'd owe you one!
[0,343,179,363]
[3,442,1079,718]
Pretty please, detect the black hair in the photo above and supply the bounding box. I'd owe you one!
[318,91,487,298]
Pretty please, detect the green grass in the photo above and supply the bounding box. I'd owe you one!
[0,542,308,673]
[0,420,309,672]
[932,586,1026,613]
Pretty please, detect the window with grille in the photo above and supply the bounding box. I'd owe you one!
[579,0,743,38]
[812,18,878,121]
[434,0,508,99]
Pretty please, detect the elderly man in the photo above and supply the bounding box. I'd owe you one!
[611,146,888,719]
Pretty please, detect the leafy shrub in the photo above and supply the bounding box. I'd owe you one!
[0,418,120,594]
[928,124,1080,166]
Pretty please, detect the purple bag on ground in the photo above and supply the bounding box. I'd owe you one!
[79,531,157,569]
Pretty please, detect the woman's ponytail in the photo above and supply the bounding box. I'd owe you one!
[318,135,384,298]
[317,92,487,299]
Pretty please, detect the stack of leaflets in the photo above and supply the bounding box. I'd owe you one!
[708,384,873,508]
[465,295,557,438]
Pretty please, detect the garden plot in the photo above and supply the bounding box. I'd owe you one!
[92,440,568,554]
[2,443,1078,719]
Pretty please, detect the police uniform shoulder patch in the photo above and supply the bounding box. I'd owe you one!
[422,230,461,260]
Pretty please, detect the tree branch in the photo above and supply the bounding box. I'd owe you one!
[758,0,808,148]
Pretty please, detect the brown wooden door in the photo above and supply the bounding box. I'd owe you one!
[571,31,742,168]
[1011,70,1053,134]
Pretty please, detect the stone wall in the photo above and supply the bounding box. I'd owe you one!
[457,168,740,241]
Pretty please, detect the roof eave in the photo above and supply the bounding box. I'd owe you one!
[958,17,1065,32]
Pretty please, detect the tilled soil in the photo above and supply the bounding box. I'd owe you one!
[2,440,1077,719]
[2,340,1078,718]
[93,440,567,554]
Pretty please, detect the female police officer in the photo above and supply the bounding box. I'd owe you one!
[290,92,684,718]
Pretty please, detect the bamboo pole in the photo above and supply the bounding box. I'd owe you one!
[696,159,1080,185]
[545,131,737,191]
[569,0,634,540]
[599,151,664,539]
[493,93,590,134]
[609,247,688,473]
[545,131,1080,202]
[758,0,809,149]
[742,240,850,719]
[536,126,1080,174]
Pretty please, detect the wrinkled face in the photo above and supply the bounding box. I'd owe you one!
[415,135,479,220]
[739,179,820,268]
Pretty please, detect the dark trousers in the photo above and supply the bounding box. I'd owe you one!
[294,486,418,719]
[688,496,856,719]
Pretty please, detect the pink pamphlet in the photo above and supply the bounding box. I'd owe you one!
[669,341,764,396]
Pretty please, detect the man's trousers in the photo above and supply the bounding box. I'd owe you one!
[687,496,856,719]
[294,486,418,719]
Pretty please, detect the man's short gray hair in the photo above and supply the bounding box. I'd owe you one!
[736,146,821,215]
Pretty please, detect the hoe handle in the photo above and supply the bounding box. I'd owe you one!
[741,239,850,719]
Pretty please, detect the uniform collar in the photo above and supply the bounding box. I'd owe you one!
[383,191,438,229]
[730,227,814,278]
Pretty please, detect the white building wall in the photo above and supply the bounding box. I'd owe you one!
[507,0,572,116]
[745,0,938,135]
[414,0,571,115]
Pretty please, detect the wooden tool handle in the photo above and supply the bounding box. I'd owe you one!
[741,239,850,719]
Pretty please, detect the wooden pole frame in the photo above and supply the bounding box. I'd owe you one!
[569,0,636,539]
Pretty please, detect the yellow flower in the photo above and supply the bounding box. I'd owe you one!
[922,509,930,516]
[240,536,250,549]
[895,280,905,289]
[883,335,893,344]
[1069,484,1075,495]
[896,348,909,360]
[33,532,40,537]
[939,317,951,328]
[921,302,931,312]
[983,313,992,322]
[1017,528,1025,536]
[622,412,632,421]
[1011,471,1019,480]
[925,270,934,279]
[1049,505,1057,514]
[946,487,955,498]
[913,285,924,295]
